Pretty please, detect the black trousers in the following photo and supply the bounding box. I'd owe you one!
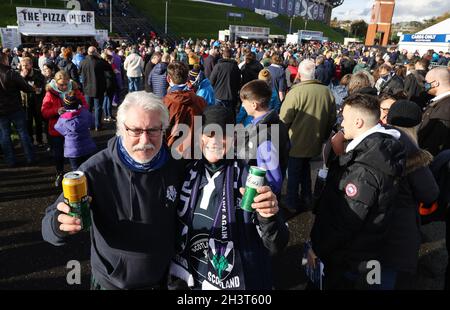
[25,102,43,144]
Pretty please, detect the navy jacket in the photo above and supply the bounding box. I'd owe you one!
[148,62,169,98]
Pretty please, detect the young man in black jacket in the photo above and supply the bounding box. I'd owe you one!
[309,93,406,290]
[0,51,36,167]
[209,48,241,115]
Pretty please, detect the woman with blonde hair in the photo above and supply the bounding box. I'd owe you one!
[347,71,377,95]
[258,68,282,112]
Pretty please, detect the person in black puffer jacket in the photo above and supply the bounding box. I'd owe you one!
[310,94,406,290]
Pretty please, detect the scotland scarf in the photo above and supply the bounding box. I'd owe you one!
[169,160,246,290]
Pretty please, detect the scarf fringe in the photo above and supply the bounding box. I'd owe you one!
[169,261,195,287]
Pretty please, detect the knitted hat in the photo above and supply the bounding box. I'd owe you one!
[387,100,422,127]
[202,105,235,133]
[63,92,81,111]
[188,67,200,83]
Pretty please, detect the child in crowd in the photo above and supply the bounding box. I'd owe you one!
[54,92,97,171]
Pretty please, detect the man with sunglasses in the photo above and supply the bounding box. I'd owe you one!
[418,67,450,156]
[42,91,186,290]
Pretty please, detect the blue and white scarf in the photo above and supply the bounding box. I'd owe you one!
[169,84,190,93]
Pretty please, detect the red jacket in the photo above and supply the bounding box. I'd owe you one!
[163,90,206,157]
[41,81,88,137]
[287,65,298,84]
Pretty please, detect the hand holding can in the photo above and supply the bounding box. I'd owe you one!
[62,171,91,230]
[57,202,82,234]
[240,166,266,212]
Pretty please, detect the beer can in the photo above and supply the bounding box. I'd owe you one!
[62,171,91,230]
[240,166,266,212]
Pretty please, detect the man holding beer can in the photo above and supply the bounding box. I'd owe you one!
[42,92,186,290]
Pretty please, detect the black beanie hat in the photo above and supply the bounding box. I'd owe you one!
[387,99,422,127]
[202,105,235,133]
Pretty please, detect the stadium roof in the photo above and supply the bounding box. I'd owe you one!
[327,0,345,8]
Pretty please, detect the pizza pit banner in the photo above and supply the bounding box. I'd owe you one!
[16,7,96,36]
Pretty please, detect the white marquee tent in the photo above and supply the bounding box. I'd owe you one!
[399,18,450,56]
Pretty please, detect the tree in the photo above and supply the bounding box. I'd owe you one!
[350,20,368,39]
[421,11,450,30]
[331,17,339,28]
[390,33,400,44]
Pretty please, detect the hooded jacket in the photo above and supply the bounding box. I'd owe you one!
[72,53,85,70]
[196,77,215,106]
[163,89,206,150]
[148,62,169,98]
[54,107,97,158]
[311,126,406,284]
[42,137,185,289]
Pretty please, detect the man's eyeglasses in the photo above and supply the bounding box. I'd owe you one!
[124,123,163,137]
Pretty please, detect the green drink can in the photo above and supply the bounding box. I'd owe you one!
[241,166,266,212]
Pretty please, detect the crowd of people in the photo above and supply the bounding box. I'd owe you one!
[1,33,450,290]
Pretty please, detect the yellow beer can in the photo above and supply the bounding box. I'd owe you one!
[62,171,91,230]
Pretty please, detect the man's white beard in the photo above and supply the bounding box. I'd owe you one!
[132,143,157,164]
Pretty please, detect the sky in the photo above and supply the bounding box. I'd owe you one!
[331,0,449,23]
